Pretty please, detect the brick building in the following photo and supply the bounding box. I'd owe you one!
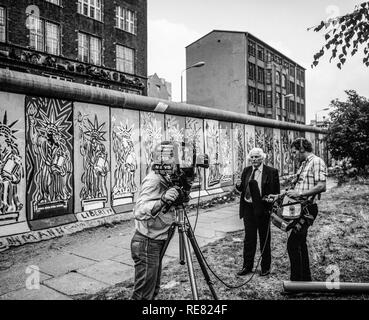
[0,0,147,94]
[186,30,306,124]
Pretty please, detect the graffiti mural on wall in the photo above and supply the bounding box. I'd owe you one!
[204,119,221,189]
[26,97,73,220]
[219,122,233,186]
[185,117,205,192]
[140,112,163,178]
[255,126,265,150]
[273,128,282,174]
[245,125,255,166]
[233,123,245,182]
[165,115,185,163]
[281,129,290,176]
[264,127,274,167]
[76,110,110,212]
[111,117,138,206]
[0,111,24,225]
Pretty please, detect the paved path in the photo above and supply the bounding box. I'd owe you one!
[0,203,242,300]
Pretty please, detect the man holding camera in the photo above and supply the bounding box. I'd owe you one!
[285,137,327,281]
[235,148,280,277]
[130,141,180,300]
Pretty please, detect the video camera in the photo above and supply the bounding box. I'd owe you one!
[152,141,209,207]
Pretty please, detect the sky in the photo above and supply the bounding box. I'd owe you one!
[147,0,369,123]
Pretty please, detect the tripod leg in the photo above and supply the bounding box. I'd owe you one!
[186,226,219,300]
[182,231,199,300]
[178,226,186,265]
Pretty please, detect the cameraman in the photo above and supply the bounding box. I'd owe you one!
[130,141,180,300]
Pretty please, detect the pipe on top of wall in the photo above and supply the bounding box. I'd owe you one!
[0,69,325,134]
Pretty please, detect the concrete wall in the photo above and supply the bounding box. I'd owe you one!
[0,86,327,251]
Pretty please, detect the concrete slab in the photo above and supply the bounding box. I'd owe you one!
[77,260,133,285]
[0,284,71,300]
[0,265,52,296]
[101,233,134,250]
[64,243,125,261]
[43,272,108,296]
[37,252,96,277]
[109,248,133,266]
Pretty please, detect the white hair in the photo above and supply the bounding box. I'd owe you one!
[247,147,266,160]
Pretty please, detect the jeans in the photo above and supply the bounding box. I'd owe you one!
[287,224,312,281]
[131,231,167,300]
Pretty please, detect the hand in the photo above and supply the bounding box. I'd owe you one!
[286,190,301,199]
[162,187,179,204]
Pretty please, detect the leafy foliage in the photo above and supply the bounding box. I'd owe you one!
[326,90,369,171]
[309,2,369,68]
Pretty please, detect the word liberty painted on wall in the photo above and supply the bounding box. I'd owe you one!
[0,208,115,252]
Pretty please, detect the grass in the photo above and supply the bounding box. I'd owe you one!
[82,178,369,300]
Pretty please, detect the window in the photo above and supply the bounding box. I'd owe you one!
[301,86,305,99]
[276,93,281,108]
[248,62,256,80]
[29,18,60,55]
[297,102,301,115]
[257,66,264,83]
[266,51,273,62]
[116,44,134,74]
[78,32,101,65]
[257,46,264,61]
[266,91,272,108]
[275,71,281,85]
[266,69,272,84]
[297,85,301,98]
[78,0,102,21]
[45,22,60,55]
[0,7,6,42]
[289,101,295,113]
[289,65,295,76]
[257,89,265,106]
[248,87,256,103]
[282,74,287,88]
[46,0,61,5]
[248,41,256,57]
[289,81,295,94]
[116,6,137,35]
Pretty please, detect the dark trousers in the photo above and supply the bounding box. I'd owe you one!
[242,203,271,271]
[287,225,312,281]
[131,231,166,300]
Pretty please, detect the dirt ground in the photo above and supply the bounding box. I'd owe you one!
[82,178,369,300]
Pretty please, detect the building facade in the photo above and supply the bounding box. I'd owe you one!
[147,73,172,100]
[186,30,306,124]
[0,0,147,94]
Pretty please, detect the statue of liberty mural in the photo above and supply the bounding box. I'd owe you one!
[112,121,137,203]
[206,122,221,187]
[78,113,109,204]
[142,113,162,175]
[28,106,72,207]
[0,111,23,222]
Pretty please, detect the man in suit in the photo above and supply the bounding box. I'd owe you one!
[235,147,280,276]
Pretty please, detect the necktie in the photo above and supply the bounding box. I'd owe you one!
[245,168,256,200]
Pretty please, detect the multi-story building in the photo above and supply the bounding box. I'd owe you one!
[147,73,172,100]
[186,30,306,124]
[0,0,147,95]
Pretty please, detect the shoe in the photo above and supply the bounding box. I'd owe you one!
[259,269,271,276]
[237,267,253,276]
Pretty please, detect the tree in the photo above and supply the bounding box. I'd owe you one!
[326,90,369,172]
[309,2,369,69]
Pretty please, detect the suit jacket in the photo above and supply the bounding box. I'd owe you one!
[236,164,280,219]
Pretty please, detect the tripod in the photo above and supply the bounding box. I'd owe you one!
[160,204,218,300]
